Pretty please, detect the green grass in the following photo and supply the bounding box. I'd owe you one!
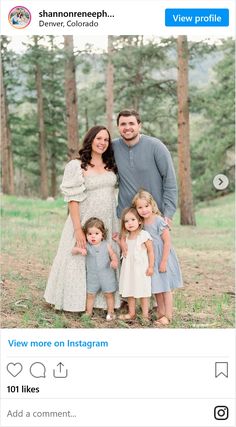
[80,313,96,328]
[1,195,66,264]
[1,193,235,329]
[172,193,234,251]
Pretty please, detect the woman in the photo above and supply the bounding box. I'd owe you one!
[44,126,120,312]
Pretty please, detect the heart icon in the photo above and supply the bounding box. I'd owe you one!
[7,363,23,377]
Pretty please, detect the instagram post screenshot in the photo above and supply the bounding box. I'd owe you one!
[0,0,235,426]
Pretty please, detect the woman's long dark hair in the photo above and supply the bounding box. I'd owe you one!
[77,126,117,173]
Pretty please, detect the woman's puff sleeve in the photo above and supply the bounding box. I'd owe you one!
[60,159,87,202]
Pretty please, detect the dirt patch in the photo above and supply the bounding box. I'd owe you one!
[1,248,234,329]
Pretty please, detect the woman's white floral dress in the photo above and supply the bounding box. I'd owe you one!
[44,159,120,312]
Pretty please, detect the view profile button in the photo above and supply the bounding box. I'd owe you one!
[165,9,229,27]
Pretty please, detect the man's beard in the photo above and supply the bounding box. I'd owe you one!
[122,131,139,142]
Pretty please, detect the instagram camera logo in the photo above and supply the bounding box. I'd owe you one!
[8,6,31,29]
[214,406,229,420]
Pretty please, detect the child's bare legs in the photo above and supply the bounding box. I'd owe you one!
[119,297,136,320]
[104,292,115,315]
[163,291,173,321]
[155,293,165,319]
[127,297,136,318]
[140,297,149,319]
[154,291,173,324]
[86,293,96,316]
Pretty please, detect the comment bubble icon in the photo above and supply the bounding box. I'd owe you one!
[30,362,46,378]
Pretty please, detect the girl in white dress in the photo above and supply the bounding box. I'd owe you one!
[114,207,154,321]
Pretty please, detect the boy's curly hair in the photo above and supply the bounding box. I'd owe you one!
[83,217,107,240]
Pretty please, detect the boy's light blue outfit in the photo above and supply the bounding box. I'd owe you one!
[86,241,118,294]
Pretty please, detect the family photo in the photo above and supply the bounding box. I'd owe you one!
[1,35,235,328]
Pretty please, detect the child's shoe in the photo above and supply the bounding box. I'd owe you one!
[153,315,170,326]
[106,313,116,321]
[118,313,136,321]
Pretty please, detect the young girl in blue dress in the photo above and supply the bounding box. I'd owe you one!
[132,190,183,325]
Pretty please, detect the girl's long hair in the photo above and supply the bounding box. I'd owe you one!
[77,126,117,173]
[132,189,162,216]
[120,207,143,234]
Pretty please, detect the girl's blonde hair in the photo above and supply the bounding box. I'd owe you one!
[132,189,162,216]
[83,217,107,240]
[120,207,143,233]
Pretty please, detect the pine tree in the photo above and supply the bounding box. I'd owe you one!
[177,36,196,225]
[106,36,114,136]
[33,36,48,199]
[1,37,15,194]
[64,35,79,158]
[44,36,67,196]
[191,38,235,200]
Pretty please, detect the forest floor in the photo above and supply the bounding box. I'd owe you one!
[1,193,235,329]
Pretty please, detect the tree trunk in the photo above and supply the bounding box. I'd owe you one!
[85,107,89,132]
[64,35,79,158]
[106,36,114,136]
[50,150,57,197]
[34,37,48,199]
[177,36,196,225]
[1,58,14,194]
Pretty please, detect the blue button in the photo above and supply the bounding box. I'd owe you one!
[165,9,229,26]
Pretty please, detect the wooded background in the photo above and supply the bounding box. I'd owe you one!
[1,35,235,225]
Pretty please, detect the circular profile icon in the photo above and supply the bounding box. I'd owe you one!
[8,6,31,29]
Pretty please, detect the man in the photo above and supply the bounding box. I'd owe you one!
[112,109,177,225]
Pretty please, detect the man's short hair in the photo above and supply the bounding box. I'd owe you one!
[116,109,141,125]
